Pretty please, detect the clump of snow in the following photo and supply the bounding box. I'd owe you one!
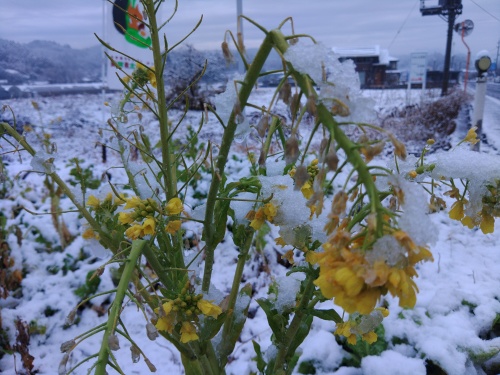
[431,148,500,217]
[268,273,303,314]
[361,350,426,375]
[213,73,251,139]
[366,235,406,267]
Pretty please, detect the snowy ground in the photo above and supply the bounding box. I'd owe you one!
[1,87,500,375]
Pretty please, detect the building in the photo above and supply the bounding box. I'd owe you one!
[332,46,400,88]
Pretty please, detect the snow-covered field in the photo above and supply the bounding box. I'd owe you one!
[1,87,500,375]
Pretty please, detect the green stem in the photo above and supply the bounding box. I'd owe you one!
[201,32,275,292]
[269,31,386,236]
[144,0,176,200]
[272,276,316,374]
[220,228,254,354]
[95,240,146,375]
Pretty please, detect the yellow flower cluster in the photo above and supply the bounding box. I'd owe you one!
[449,198,495,234]
[83,193,126,239]
[335,307,389,345]
[154,282,222,343]
[118,196,184,239]
[308,229,432,315]
[248,202,278,230]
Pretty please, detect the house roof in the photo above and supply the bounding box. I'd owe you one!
[332,45,398,65]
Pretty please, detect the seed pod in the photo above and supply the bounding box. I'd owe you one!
[331,191,348,216]
[319,138,329,162]
[145,358,157,372]
[58,354,69,375]
[325,149,339,171]
[237,32,246,55]
[258,149,266,168]
[330,98,350,117]
[146,322,159,341]
[60,339,75,353]
[130,345,141,363]
[256,113,269,138]
[108,334,120,351]
[389,133,407,161]
[306,96,317,117]
[221,41,233,64]
[285,134,300,165]
[290,93,301,118]
[294,165,310,190]
[65,307,77,326]
[279,81,292,105]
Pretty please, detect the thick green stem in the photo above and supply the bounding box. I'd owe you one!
[144,0,176,200]
[95,239,146,375]
[202,32,275,292]
[272,276,316,374]
[220,229,253,346]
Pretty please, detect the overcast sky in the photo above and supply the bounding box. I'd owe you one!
[1,0,499,59]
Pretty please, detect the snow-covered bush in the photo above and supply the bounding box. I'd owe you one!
[1,2,499,375]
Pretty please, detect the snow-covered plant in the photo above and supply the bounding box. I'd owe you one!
[1,1,498,375]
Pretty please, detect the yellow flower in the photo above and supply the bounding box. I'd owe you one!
[250,209,266,230]
[480,213,495,234]
[180,321,199,343]
[166,197,183,216]
[197,300,222,319]
[142,216,156,236]
[165,220,182,234]
[362,331,378,344]
[275,237,287,247]
[449,200,465,220]
[118,211,135,225]
[82,227,98,240]
[155,315,174,333]
[282,250,295,265]
[87,195,100,209]
[125,224,143,240]
[464,126,479,145]
[335,321,357,345]
[147,69,157,88]
[262,202,277,221]
[301,181,314,200]
[124,196,142,209]
[461,216,475,229]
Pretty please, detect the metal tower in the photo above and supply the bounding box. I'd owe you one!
[420,0,463,96]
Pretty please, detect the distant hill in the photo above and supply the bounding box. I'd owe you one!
[0,39,102,84]
[0,39,288,87]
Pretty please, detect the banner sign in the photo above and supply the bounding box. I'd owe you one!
[409,52,428,84]
[105,0,154,90]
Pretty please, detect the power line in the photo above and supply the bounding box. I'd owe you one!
[467,0,500,22]
[388,0,419,50]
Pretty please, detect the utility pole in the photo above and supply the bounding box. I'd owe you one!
[420,0,463,96]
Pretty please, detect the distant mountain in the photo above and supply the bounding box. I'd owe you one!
[0,39,102,84]
[0,39,288,87]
